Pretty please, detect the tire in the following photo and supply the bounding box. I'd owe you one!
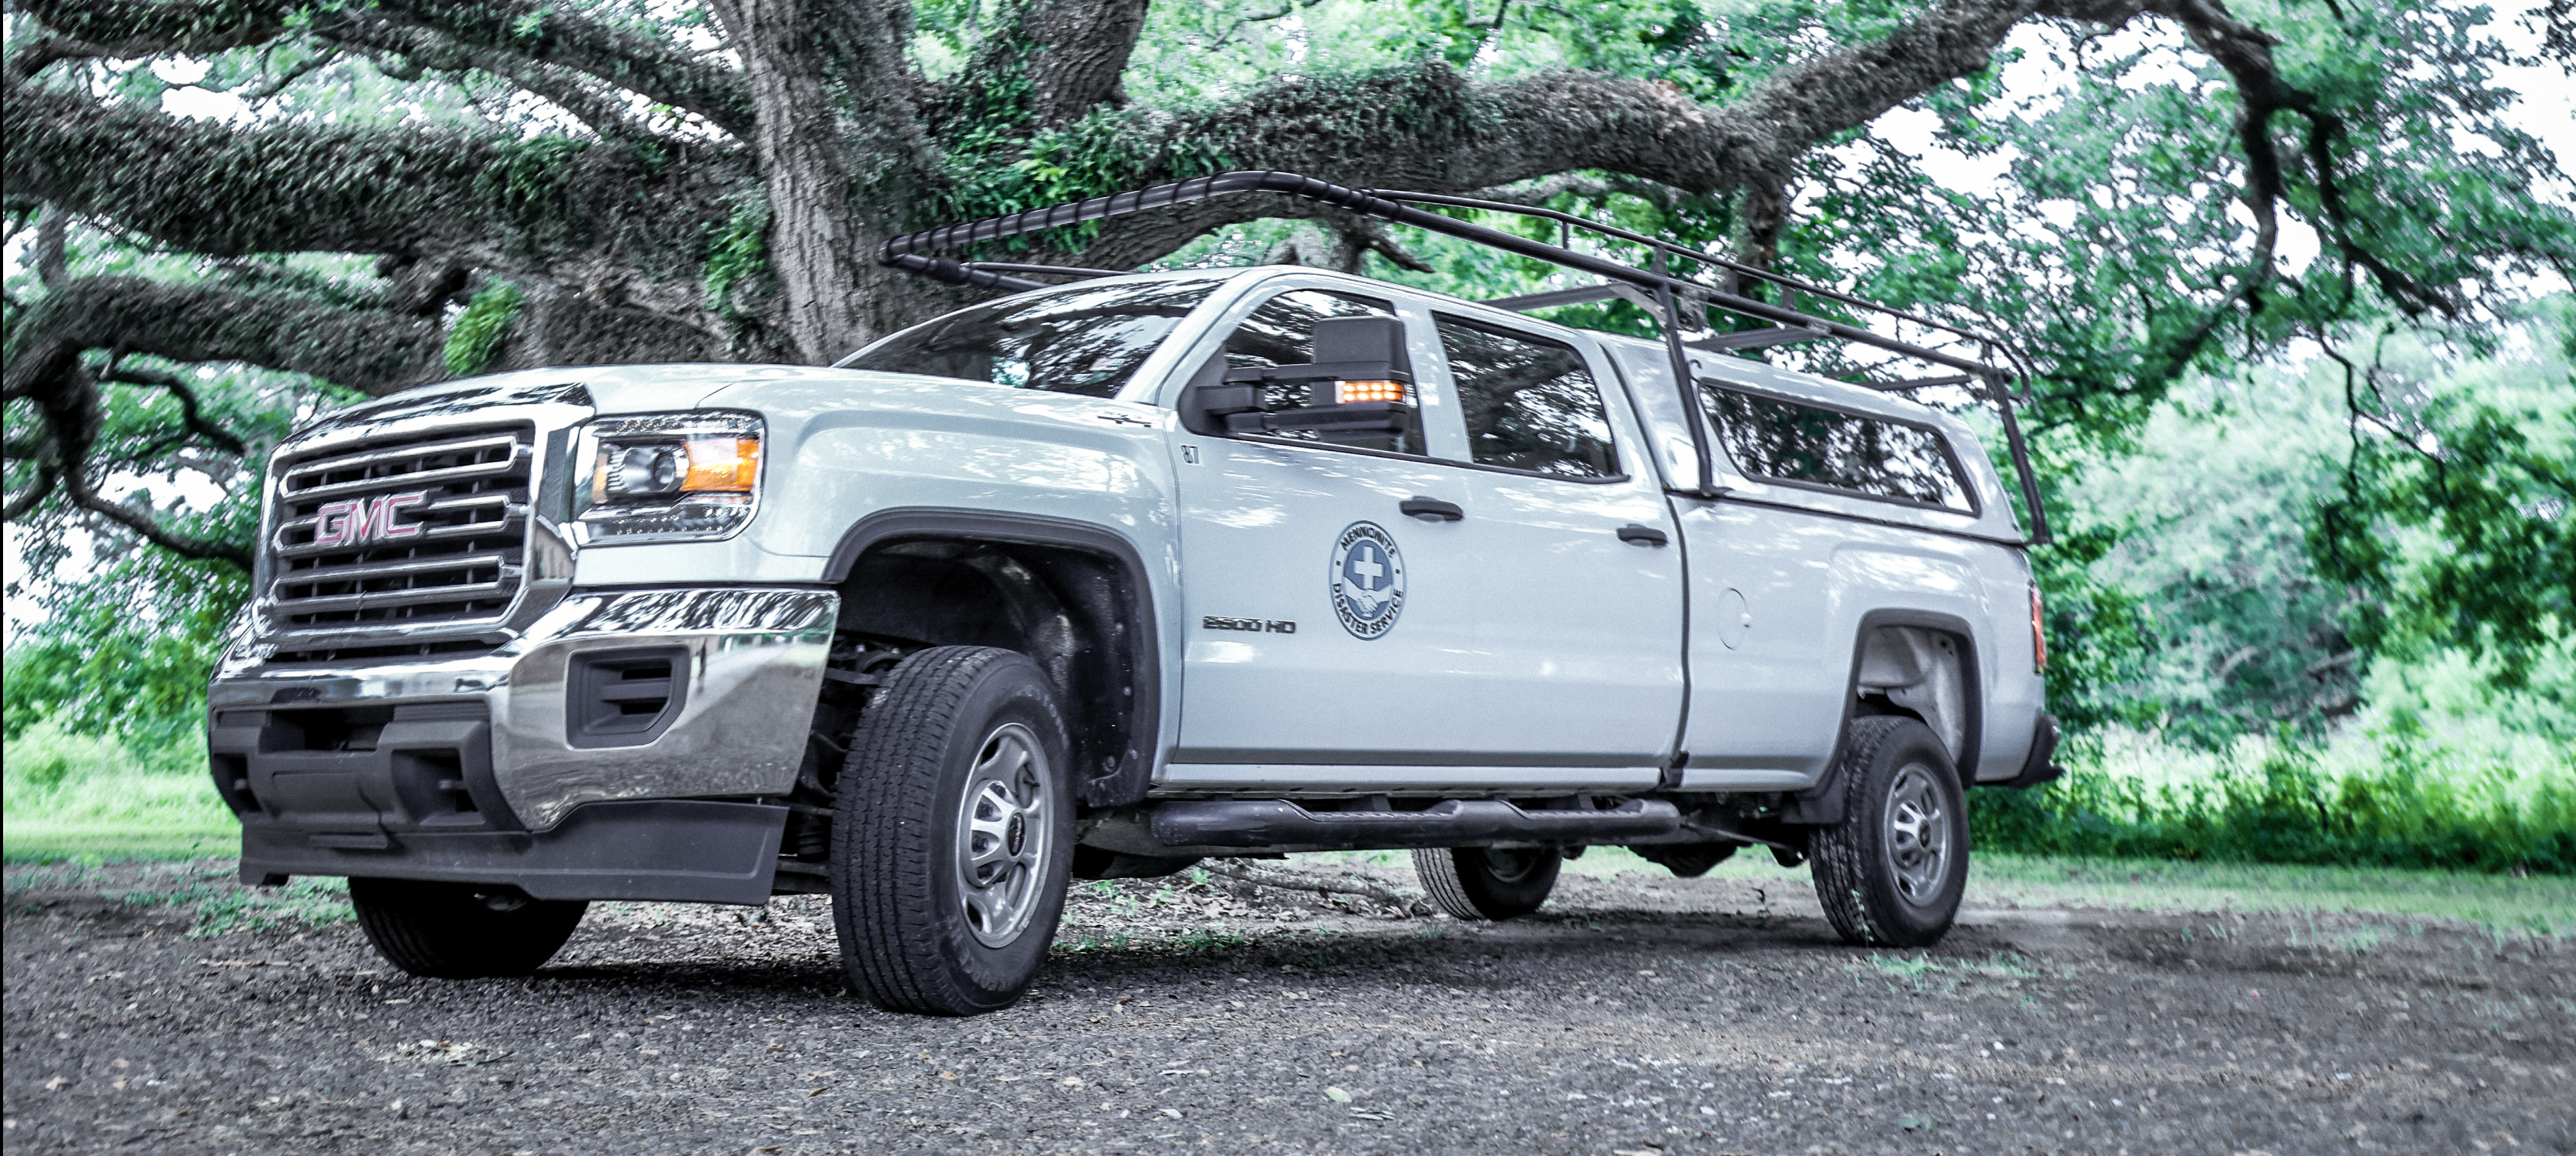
[1809,716,1970,947]
[831,646,1075,1016]
[348,878,587,979]
[1412,846,1561,920]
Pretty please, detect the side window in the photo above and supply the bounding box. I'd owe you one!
[1212,289,1420,455]
[1702,386,1974,513]
[1434,316,1619,479]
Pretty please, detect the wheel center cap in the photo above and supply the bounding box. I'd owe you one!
[1005,814,1026,857]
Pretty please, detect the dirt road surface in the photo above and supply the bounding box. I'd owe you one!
[4,857,2568,1155]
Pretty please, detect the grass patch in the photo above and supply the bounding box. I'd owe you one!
[1964,851,2576,934]
[4,723,232,862]
[1972,727,2575,875]
[4,822,239,863]
[1556,844,2574,933]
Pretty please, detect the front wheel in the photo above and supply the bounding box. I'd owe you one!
[831,646,1075,1015]
[1413,846,1561,920]
[1809,716,1970,947]
[348,878,587,978]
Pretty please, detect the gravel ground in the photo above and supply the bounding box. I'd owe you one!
[4,855,2568,1155]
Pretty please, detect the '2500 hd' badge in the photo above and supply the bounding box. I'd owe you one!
[1329,522,1406,640]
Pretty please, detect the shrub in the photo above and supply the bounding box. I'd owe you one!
[1972,727,2576,874]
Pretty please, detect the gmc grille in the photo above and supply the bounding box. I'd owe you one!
[265,424,535,637]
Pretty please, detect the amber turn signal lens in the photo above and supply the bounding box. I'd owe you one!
[682,437,760,492]
[1336,379,1406,404]
[2029,582,2048,673]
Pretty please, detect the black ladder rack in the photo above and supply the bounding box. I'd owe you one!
[879,169,2049,545]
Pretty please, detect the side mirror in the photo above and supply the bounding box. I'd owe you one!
[1179,316,1416,439]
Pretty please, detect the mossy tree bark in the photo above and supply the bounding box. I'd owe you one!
[2,0,2558,566]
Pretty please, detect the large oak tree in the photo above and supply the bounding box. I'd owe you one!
[3,0,2570,734]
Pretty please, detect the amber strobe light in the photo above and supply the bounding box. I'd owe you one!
[1335,379,1406,405]
[2029,582,2048,673]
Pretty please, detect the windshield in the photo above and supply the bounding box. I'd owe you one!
[843,277,1226,398]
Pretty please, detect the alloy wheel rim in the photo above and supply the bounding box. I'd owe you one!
[1881,762,1952,908]
[954,723,1052,948]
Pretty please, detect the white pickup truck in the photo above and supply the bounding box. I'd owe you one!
[208,173,2062,1015]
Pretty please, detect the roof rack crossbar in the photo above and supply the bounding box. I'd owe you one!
[1687,325,1831,352]
[1849,373,1980,392]
[877,169,2051,545]
[1481,283,1623,310]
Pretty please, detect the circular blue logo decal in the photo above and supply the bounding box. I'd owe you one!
[1329,521,1406,640]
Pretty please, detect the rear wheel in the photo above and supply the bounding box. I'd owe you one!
[1412,846,1561,920]
[1809,716,1969,947]
[830,646,1074,1015]
[348,878,587,978]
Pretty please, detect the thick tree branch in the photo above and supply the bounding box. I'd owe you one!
[331,20,657,141]
[936,0,1149,131]
[7,277,446,400]
[35,205,71,289]
[1,464,62,522]
[12,0,755,136]
[1473,173,1687,211]
[95,360,250,456]
[4,83,742,289]
[7,0,289,58]
[362,0,756,136]
[1013,0,1150,127]
[4,35,118,84]
[1021,0,2046,272]
[58,464,253,570]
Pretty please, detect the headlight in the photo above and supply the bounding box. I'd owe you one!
[575,412,763,543]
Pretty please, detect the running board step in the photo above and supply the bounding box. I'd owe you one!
[1150,798,1682,850]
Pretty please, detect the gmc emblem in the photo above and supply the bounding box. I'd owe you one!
[314,491,429,548]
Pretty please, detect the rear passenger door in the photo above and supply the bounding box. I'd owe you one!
[1423,312,1687,766]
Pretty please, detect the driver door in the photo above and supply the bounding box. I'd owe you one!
[1161,283,1493,784]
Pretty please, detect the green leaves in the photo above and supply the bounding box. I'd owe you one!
[442,279,525,376]
[2311,306,2576,688]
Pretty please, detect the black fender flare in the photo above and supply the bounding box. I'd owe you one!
[1784,609,1984,827]
[823,508,1163,807]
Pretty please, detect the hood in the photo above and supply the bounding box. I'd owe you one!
[302,363,823,437]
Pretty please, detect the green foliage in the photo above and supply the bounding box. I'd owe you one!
[475,135,591,247]
[2312,306,2576,688]
[1971,727,2576,876]
[2029,524,2165,752]
[2,554,245,746]
[702,194,774,322]
[1,723,230,834]
[442,279,525,376]
[6,226,360,747]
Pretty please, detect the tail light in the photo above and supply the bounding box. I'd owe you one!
[2029,582,2048,673]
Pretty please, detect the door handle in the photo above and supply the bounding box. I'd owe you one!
[1617,524,1669,546]
[1400,497,1464,522]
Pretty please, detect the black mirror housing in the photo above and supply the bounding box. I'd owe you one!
[1179,381,1262,436]
[1177,315,1416,439]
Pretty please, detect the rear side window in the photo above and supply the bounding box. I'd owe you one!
[843,278,1220,398]
[1434,316,1618,479]
[1703,386,1973,513]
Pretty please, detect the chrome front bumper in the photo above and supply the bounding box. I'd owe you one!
[209,586,836,835]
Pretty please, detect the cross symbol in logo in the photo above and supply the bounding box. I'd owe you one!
[1345,543,1386,590]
